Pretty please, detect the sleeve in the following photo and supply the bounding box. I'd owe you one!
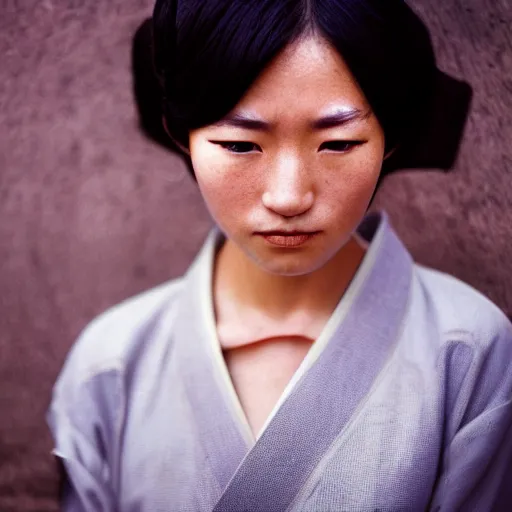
[46,339,120,511]
[429,320,512,511]
[47,404,115,511]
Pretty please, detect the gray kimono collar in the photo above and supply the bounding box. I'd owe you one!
[174,211,413,511]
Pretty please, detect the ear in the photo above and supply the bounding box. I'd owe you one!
[162,116,191,155]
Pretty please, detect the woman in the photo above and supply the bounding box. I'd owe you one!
[48,0,512,510]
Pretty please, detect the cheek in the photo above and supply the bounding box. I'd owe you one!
[191,149,259,224]
[323,146,384,203]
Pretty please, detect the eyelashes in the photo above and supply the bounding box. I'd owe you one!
[318,140,364,152]
[210,140,365,154]
[212,141,261,153]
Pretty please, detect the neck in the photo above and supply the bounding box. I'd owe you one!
[213,235,366,344]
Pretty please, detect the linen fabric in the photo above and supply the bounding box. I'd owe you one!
[47,212,512,511]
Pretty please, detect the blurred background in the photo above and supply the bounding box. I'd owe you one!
[0,0,511,509]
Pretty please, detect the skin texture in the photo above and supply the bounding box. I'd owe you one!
[189,34,387,319]
[188,35,388,437]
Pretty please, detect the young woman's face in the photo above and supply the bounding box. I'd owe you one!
[189,36,386,276]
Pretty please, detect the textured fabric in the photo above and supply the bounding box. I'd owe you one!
[1,0,511,509]
[47,212,512,511]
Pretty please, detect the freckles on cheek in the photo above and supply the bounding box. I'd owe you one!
[324,167,377,198]
[346,154,382,188]
[197,165,255,221]
[320,163,381,219]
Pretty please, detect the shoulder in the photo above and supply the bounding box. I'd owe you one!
[54,277,185,395]
[48,277,187,457]
[406,265,512,428]
[412,263,512,346]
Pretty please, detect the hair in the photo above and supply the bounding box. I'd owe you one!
[152,0,436,163]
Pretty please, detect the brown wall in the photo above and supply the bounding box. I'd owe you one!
[0,0,510,509]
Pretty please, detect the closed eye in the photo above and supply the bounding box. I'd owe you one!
[318,140,365,152]
[210,141,262,153]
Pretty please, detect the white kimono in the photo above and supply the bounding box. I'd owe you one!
[47,212,512,511]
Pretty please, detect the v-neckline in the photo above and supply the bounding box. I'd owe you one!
[206,213,389,443]
[173,212,413,508]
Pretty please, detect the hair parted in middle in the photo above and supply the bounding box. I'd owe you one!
[152,0,436,158]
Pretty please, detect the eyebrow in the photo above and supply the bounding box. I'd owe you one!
[213,113,270,131]
[311,108,372,130]
[213,108,372,131]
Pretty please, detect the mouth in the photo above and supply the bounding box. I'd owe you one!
[256,231,321,248]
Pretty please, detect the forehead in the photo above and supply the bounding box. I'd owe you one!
[232,36,370,119]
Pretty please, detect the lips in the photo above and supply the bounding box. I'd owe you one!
[257,231,320,248]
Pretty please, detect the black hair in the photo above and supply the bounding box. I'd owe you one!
[152,0,436,161]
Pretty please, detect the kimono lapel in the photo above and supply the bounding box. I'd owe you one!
[212,213,414,512]
[173,213,413,510]
[173,232,253,496]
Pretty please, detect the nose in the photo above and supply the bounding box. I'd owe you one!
[262,152,314,217]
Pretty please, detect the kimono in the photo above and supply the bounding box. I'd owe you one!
[47,212,512,511]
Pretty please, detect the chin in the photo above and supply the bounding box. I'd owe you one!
[250,252,333,277]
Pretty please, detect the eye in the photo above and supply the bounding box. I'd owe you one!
[210,141,261,153]
[318,140,364,153]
